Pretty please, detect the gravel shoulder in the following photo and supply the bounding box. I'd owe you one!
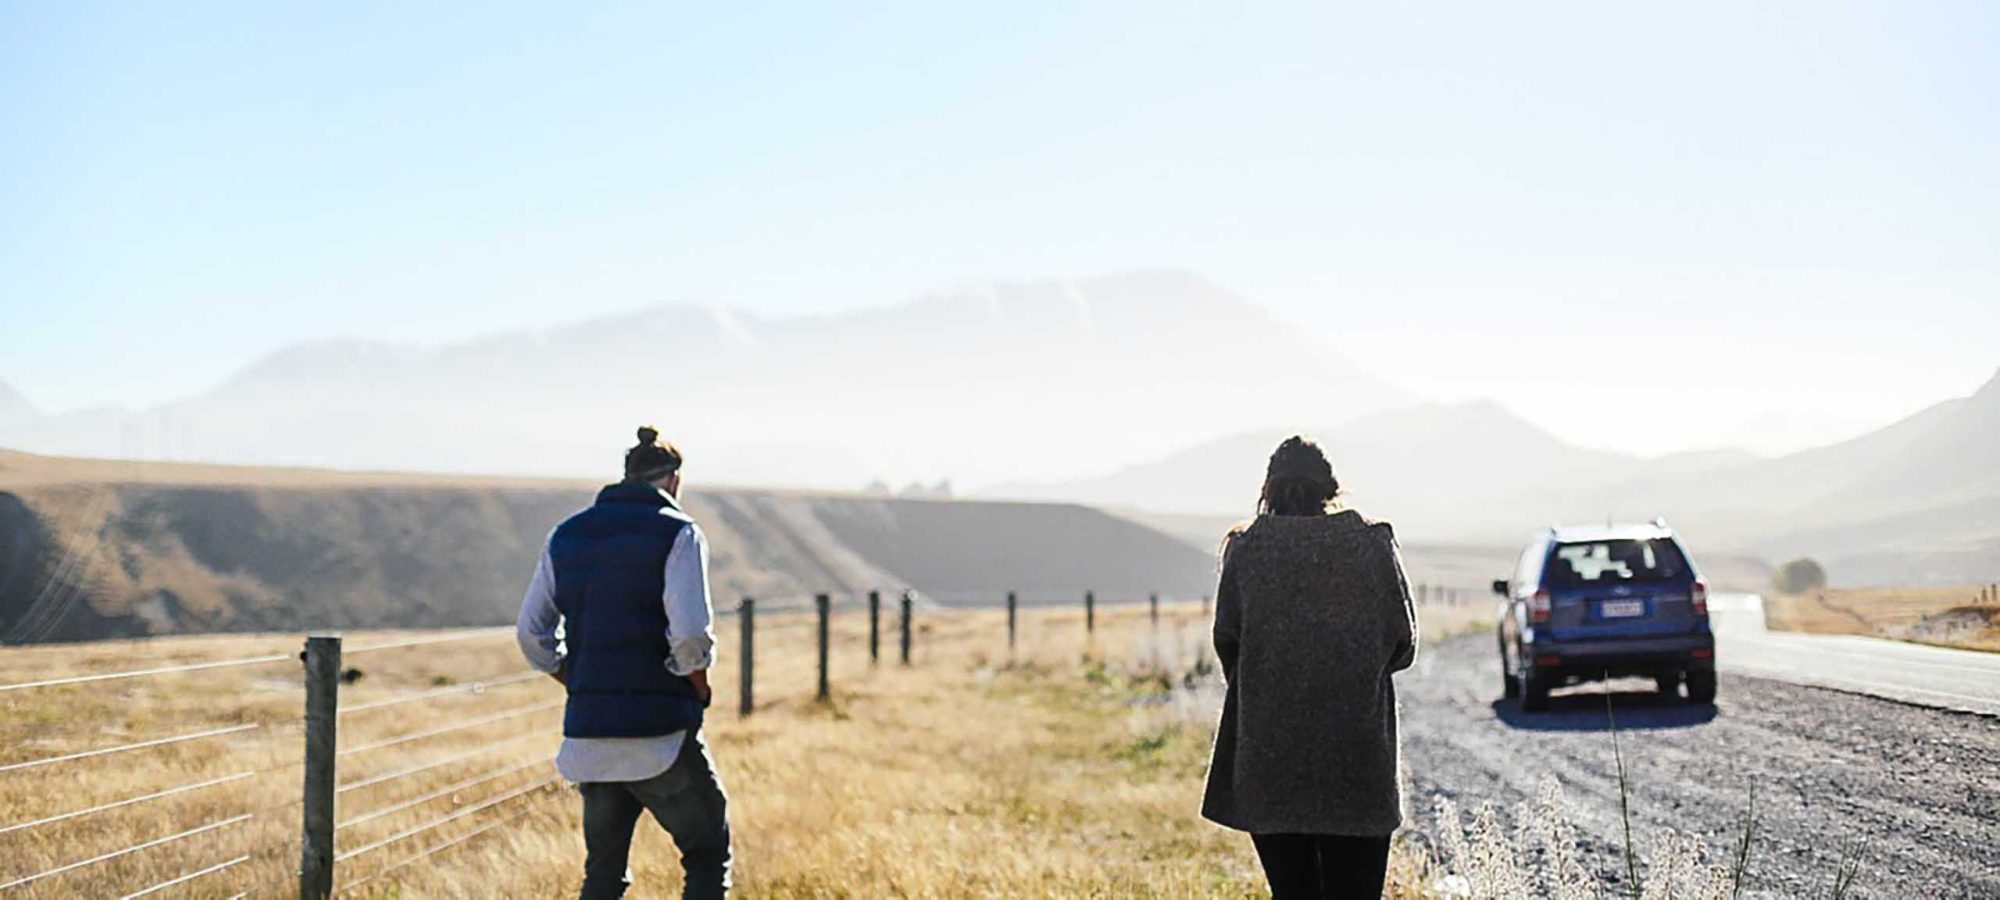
[1398,635,2000,898]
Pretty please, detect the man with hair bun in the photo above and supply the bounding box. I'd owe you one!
[516,425,731,899]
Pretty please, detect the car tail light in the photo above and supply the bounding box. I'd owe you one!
[1528,589,1552,624]
[1690,580,1709,616]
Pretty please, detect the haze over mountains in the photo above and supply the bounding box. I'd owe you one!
[1005,369,2000,584]
[0,272,1400,489]
[1,270,1993,585]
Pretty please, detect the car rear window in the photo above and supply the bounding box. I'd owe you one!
[1544,538,1690,587]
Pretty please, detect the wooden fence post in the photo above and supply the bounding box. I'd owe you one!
[868,589,881,664]
[899,590,913,665]
[1085,590,1095,636]
[1006,591,1017,653]
[1201,594,1210,616]
[738,598,755,717]
[1149,592,1159,627]
[815,593,831,702]
[299,634,341,900]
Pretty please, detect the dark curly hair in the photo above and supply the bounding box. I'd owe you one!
[1258,435,1340,517]
[1218,435,1344,569]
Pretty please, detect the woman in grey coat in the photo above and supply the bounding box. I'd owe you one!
[1200,436,1418,898]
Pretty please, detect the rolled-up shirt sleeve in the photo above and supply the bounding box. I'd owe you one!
[663,523,716,676]
[515,540,563,674]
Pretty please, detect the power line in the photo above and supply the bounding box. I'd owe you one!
[0,770,254,836]
[0,723,260,775]
[0,812,253,891]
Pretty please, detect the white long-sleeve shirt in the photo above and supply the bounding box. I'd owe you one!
[516,522,716,783]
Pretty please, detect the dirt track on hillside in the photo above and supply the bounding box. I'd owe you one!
[1399,636,2000,898]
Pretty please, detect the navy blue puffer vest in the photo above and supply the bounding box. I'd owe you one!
[549,481,706,738]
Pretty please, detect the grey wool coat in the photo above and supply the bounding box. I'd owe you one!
[1199,509,1418,836]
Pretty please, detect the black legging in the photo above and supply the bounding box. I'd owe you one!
[1250,832,1392,899]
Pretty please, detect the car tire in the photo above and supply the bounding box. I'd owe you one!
[1499,636,1520,699]
[1520,668,1550,712]
[1655,672,1681,697]
[1686,670,1717,704]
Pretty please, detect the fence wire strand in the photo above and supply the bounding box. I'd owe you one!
[118,852,253,899]
[337,699,563,758]
[336,758,547,833]
[335,786,561,896]
[342,628,513,656]
[0,653,294,694]
[0,770,254,836]
[337,671,544,716]
[0,723,261,775]
[338,731,550,796]
[0,812,253,891]
[333,777,561,864]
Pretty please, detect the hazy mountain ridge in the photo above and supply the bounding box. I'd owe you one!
[1003,369,2000,584]
[0,272,1405,490]
[993,399,1641,525]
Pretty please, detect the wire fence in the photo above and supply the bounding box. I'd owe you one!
[0,624,569,898]
[0,581,1466,896]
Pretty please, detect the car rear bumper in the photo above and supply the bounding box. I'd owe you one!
[1527,632,1715,677]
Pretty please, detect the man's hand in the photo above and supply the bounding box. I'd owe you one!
[688,669,711,707]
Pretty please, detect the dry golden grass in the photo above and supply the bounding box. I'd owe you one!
[1765,585,2000,652]
[0,600,1478,898]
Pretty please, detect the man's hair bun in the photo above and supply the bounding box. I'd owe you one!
[624,425,682,482]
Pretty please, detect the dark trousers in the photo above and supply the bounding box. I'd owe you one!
[1250,832,1392,899]
[578,730,731,899]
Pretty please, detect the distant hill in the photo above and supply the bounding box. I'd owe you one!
[0,381,36,430]
[1003,368,2000,585]
[0,272,1405,490]
[0,450,1217,643]
[994,399,1639,535]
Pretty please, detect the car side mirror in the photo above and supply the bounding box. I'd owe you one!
[1491,579,1510,596]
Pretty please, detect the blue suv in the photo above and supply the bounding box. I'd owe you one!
[1493,521,1715,711]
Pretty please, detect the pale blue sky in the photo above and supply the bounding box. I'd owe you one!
[3,2,1995,455]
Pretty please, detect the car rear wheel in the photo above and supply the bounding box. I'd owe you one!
[1519,667,1550,712]
[1685,670,1717,704]
[1499,635,1520,698]
[1655,672,1681,697]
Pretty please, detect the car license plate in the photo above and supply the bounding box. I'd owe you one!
[1600,599,1645,618]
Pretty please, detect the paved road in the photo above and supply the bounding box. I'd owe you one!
[1399,635,2000,898]
[1709,593,2000,716]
